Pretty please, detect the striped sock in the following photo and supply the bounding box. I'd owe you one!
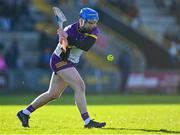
[81,112,91,125]
[23,105,35,115]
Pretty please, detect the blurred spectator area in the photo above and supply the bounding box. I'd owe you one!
[105,0,180,45]
[100,0,180,68]
[0,32,39,68]
[0,0,179,69]
[0,0,179,93]
[0,0,144,71]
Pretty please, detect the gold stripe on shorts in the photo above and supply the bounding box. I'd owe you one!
[55,61,67,68]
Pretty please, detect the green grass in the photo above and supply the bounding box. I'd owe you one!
[0,95,180,134]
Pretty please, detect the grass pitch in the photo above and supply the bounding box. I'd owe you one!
[0,94,180,134]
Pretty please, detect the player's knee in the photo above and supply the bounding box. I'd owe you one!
[48,91,59,100]
[50,94,59,100]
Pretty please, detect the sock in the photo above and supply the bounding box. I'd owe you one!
[23,105,35,115]
[81,112,91,125]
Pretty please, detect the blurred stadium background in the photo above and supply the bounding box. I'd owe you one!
[0,0,180,95]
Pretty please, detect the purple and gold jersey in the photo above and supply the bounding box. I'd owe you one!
[54,22,99,63]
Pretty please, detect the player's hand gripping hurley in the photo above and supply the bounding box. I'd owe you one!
[52,7,68,52]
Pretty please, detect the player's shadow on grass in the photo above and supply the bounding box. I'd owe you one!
[103,127,180,134]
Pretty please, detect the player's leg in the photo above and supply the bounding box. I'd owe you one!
[29,72,67,109]
[58,67,87,113]
[57,67,106,128]
[17,72,67,127]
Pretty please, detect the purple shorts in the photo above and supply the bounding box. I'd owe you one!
[50,54,76,73]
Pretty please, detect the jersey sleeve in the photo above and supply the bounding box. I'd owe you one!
[63,25,72,35]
